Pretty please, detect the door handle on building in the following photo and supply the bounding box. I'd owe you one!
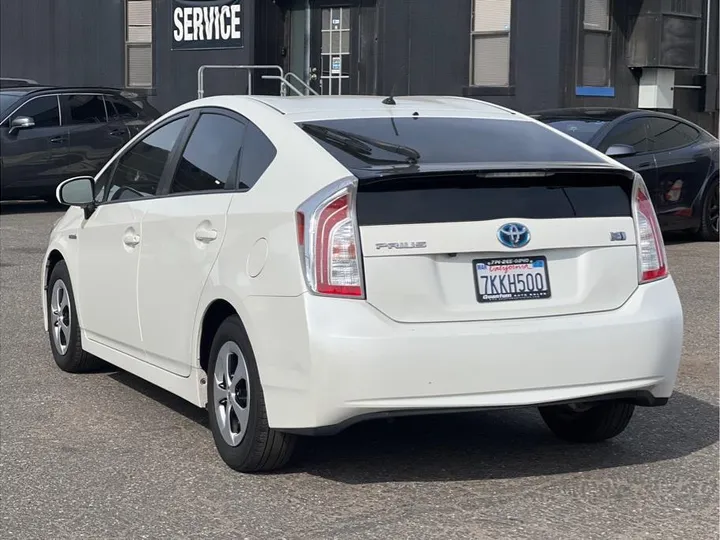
[195,228,218,242]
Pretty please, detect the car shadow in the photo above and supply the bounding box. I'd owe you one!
[0,201,64,215]
[107,368,717,483]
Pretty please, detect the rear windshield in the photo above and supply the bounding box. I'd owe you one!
[298,117,605,170]
[540,119,608,143]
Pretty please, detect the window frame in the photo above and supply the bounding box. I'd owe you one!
[92,106,277,206]
[58,93,110,126]
[465,0,516,97]
[0,94,63,127]
[646,116,701,153]
[576,0,615,96]
[125,0,154,89]
[165,108,249,196]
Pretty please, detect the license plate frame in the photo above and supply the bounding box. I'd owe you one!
[473,256,552,303]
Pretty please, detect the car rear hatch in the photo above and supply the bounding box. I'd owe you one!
[356,166,638,323]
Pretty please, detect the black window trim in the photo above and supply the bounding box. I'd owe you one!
[94,111,194,207]
[93,106,276,207]
[0,93,63,126]
[159,107,250,198]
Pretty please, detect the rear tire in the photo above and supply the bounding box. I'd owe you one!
[207,315,296,472]
[697,177,719,242]
[47,260,102,372]
[539,400,635,443]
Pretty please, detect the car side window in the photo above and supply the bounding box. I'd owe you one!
[61,94,108,125]
[105,95,140,121]
[600,118,650,154]
[103,117,187,202]
[238,122,277,190]
[647,118,699,152]
[11,95,60,128]
[169,113,246,194]
[600,118,651,154]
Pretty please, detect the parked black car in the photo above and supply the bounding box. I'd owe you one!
[0,86,159,202]
[532,108,719,241]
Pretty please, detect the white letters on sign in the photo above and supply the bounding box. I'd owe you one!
[172,3,242,46]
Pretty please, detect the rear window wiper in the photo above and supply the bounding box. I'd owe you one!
[300,123,421,165]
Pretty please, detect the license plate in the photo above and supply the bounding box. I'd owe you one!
[474,256,551,303]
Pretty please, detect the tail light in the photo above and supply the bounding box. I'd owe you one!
[632,174,668,283]
[296,178,365,298]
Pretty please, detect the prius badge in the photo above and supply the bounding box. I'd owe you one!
[497,222,531,248]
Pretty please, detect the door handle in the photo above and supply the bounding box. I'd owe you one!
[194,228,218,242]
[49,136,67,144]
[109,129,125,137]
[123,232,141,247]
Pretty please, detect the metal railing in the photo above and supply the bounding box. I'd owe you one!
[197,64,321,99]
[284,72,319,96]
[197,65,286,99]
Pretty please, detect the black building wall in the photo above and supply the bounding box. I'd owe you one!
[152,0,256,112]
[0,0,125,88]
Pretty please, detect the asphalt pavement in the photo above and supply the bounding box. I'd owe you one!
[1,202,718,540]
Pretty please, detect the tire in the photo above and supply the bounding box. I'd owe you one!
[47,260,102,372]
[697,177,719,242]
[539,400,635,443]
[207,315,296,472]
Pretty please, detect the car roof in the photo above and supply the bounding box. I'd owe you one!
[530,107,637,121]
[241,95,522,122]
[0,85,128,95]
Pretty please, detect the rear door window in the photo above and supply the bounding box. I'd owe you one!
[61,94,108,125]
[10,95,60,128]
[647,118,700,151]
[169,113,246,194]
[105,95,141,121]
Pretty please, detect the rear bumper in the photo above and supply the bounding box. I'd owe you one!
[244,277,683,431]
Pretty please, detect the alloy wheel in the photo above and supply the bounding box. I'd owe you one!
[50,280,71,355]
[213,341,250,447]
[709,185,719,235]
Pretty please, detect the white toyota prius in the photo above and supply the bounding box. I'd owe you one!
[42,95,683,472]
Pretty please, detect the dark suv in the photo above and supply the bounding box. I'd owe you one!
[0,86,159,202]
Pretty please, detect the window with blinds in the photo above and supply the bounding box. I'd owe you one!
[126,0,153,88]
[471,0,512,87]
[579,0,612,87]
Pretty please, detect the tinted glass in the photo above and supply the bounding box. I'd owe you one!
[542,119,608,143]
[356,172,633,226]
[647,118,699,151]
[93,163,116,203]
[298,117,605,170]
[105,117,186,202]
[105,95,140,121]
[12,95,60,128]
[62,94,108,124]
[238,122,277,190]
[0,91,29,117]
[600,118,650,153]
[170,113,245,194]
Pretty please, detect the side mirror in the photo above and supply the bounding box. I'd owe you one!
[57,176,96,218]
[9,116,35,134]
[605,144,637,158]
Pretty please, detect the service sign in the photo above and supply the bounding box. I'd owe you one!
[172,0,243,50]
